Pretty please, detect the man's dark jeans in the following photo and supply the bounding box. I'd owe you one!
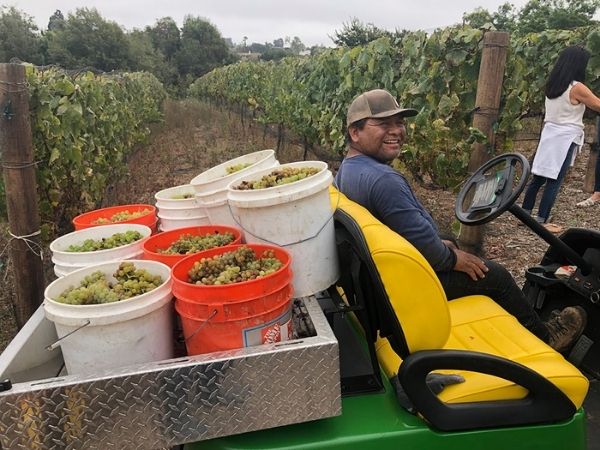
[437,259,549,342]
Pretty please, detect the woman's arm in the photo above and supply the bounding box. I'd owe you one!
[571,82,600,112]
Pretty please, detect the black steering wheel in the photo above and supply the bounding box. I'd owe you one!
[456,153,530,226]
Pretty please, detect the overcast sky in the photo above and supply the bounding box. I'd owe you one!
[5,1,562,46]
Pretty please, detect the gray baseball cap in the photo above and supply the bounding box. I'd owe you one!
[346,89,418,127]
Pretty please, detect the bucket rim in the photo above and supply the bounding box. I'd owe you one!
[175,294,291,323]
[174,281,290,307]
[72,204,156,226]
[190,149,276,189]
[157,212,208,220]
[142,225,242,259]
[156,204,205,212]
[154,183,195,202]
[171,244,292,296]
[44,259,172,309]
[227,161,332,208]
[52,249,144,267]
[50,224,151,255]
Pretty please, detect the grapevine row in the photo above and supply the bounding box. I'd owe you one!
[0,67,167,237]
[189,26,599,188]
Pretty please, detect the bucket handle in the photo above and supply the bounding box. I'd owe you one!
[45,320,91,351]
[227,190,341,248]
[184,309,218,342]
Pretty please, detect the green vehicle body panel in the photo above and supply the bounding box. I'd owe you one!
[185,374,586,450]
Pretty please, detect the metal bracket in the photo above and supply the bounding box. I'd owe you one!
[3,100,13,121]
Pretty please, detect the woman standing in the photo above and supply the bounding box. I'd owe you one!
[522,46,600,227]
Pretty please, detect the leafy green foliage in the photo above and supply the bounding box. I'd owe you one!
[0,6,45,64]
[146,17,181,61]
[175,16,234,79]
[463,0,599,34]
[45,7,130,71]
[518,0,599,33]
[11,67,166,236]
[331,18,406,47]
[189,26,599,189]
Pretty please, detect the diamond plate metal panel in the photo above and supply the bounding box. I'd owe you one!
[0,297,340,449]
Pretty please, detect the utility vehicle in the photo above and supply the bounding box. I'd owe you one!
[0,153,596,450]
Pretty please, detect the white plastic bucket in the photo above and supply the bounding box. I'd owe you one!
[200,197,240,228]
[190,149,279,196]
[157,213,211,231]
[227,161,340,297]
[52,249,145,278]
[154,184,197,209]
[43,260,174,375]
[50,224,152,277]
[156,204,207,219]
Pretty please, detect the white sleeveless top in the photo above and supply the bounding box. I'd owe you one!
[544,81,585,128]
[532,82,586,179]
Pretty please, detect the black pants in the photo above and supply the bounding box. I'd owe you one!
[437,259,549,342]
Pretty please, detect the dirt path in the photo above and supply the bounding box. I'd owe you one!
[0,100,598,353]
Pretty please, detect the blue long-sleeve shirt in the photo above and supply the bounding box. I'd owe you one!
[335,155,456,272]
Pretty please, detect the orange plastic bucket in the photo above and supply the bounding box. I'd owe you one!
[142,225,243,267]
[175,284,292,319]
[176,293,293,354]
[73,204,157,232]
[171,244,292,303]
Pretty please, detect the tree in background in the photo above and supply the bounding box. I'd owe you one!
[46,8,130,71]
[331,18,404,47]
[261,47,288,61]
[462,3,517,32]
[463,0,599,34]
[0,6,44,64]
[519,0,599,32]
[248,42,269,53]
[289,36,306,54]
[127,29,176,85]
[147,17,180,62]
[47,10,65,31]
[174,16,236,81]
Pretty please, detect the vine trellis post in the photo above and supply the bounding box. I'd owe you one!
[583,116,599,193]
[459,31,510,255]
[0,63,45,328]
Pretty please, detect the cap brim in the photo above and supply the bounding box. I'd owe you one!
[371,108,418,119]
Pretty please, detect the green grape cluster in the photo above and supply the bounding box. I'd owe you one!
[170,193,194,199]
[234,167,320,190]
[225,162,252,174]
[93,208,153,225]
[188,246,283,285]
[55,262,163,305]
[66,230,143,252]
[158,232,235,255]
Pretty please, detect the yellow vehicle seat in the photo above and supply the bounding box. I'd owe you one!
[331,187,589,431]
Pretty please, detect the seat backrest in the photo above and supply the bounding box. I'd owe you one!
[332,187,451,357]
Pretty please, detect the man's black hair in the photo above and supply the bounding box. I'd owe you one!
[345,118,368,145]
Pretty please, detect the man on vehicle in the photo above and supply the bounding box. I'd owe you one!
[334,88,586,352]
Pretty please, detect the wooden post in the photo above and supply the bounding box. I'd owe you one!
[459,32,509,254]
[0,63,44,328]
[583,116,599,193]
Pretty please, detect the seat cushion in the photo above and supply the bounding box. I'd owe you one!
[440,295,588,408]
[376,295,589,409]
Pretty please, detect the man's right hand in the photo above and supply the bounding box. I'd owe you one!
[453,249,488,281]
